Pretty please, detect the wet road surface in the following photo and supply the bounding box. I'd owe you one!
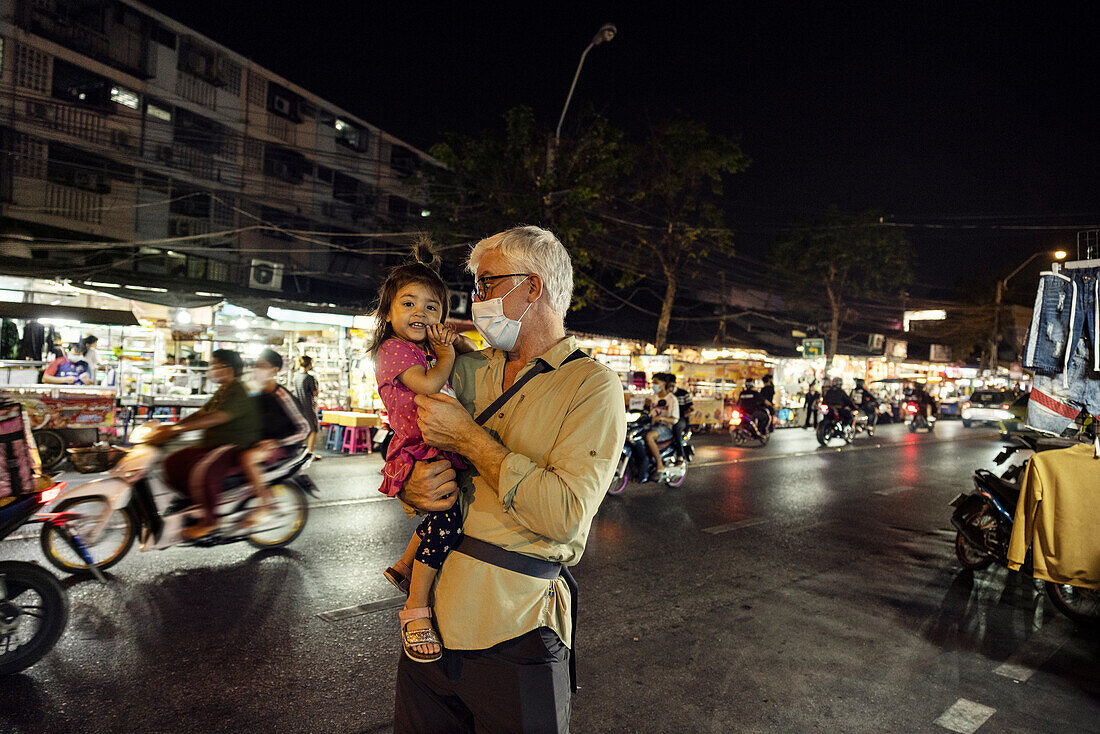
[2,421,1098,733]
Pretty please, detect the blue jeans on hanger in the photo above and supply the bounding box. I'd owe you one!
[1023,267,1100,376]
[1028,339,1100,435]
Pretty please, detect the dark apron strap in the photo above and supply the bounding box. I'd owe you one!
[473,349,588,427]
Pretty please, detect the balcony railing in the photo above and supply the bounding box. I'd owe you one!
[16,1,154,78]
[44,182,103,224]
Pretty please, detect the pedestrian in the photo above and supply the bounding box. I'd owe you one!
[293,355,321,460]
[803,380,821,428]
[82,335,100,382]
[394,225,626,733]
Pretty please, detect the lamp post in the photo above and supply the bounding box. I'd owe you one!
[547,23,616,174]
[989,248,1068,374]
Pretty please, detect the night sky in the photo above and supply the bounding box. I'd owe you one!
[142,0,1100,297]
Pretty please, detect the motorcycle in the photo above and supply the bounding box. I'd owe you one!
[816,405,854,446]
[1,480,72,675]
[729,408,770,447]
[905,400,935,433]
[608,411,694,494]
[950,433,1100,624]
[37,422,318,575]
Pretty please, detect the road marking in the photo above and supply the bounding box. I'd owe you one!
[311,496,392,509]
[702,517,769,535]
[874,485,915,496]
[692,434,989,469]
[934,698,996,733]
[317,596,405,623]
[993,616,1070,682]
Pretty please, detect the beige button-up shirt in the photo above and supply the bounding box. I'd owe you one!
[432,336,626,650]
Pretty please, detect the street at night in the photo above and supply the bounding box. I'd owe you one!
[2,423,1097,734]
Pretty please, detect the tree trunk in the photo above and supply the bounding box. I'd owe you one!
[655,269,678,353]
[825,279,842,371]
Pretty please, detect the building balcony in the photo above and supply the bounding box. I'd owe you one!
[15,0,155,79]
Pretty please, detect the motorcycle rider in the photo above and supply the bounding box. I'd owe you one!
[737,378,771,436]
[821,377,856,427]
[760,374,777,432]
[239,349,311,527]
[643,374,680,479]
[152,349,259,540]
[663,372,693,464]
[910,382,937,419]
[851,378,878,431]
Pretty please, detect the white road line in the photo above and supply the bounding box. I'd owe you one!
[874,485,915,496]
[701,518,769,535]
[692,434,989,469]
[311,496,392,509]
[317,596,405,623]
[934,698,996,733]
[993,616,1070,682]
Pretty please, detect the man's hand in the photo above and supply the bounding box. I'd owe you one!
[415,393,476,454]
[61,375,77,384]
[398,459,459,512]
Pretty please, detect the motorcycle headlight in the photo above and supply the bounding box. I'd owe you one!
[129,420,162,444]
[110,445,156,481]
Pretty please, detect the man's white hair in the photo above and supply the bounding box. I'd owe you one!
[467,226,574,316]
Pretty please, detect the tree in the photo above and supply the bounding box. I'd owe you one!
[771,208,913,366]
[608,119,750,351]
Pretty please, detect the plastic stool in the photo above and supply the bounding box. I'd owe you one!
[324,425,343,451]
[341,426,371,454]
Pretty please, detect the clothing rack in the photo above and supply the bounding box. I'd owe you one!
[1051,229,1100,273]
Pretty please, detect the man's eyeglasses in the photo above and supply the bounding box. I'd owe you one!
[471,273,531,302]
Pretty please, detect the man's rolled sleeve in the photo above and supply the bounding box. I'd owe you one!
[497,371,626,544]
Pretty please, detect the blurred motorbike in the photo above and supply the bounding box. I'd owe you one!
[905,401,936,433]
[608,411,694,494]
[37,421,318,575]
[1,480,71,675]
[816,405,854,446]
[729,408,770,447]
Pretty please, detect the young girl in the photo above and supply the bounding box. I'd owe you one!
[369,241,469,663]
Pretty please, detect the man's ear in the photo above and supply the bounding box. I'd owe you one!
[528,274,544,302]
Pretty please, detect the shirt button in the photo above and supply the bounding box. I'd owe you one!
[589,450,597,456]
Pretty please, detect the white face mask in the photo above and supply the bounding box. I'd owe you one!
[470,278,537,351]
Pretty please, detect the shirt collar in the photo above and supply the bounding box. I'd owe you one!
[487,336,578,370]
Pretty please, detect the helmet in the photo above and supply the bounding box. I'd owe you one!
[831,377,843,387]
[854,378,865,387]
[744,378,755,388]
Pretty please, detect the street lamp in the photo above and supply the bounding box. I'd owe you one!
[989,248,1068,373]
[554,23,617,146]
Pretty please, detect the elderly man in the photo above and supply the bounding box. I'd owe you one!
[394,226,626,733]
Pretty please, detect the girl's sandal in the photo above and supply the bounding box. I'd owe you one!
[383,562,411,595]
[398,607,442,663]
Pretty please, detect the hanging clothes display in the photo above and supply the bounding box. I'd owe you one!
[16,319,45,361]
[0,319,18,359]
[1007,442,1100,590]
[1023,259,1100,435]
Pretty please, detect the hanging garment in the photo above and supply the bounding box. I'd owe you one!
[1007,443,1100,590]
[16,320,45,361]
[0,319,18,359]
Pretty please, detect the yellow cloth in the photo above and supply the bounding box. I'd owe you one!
[431,336,626,651]
[1007,443,1100,590]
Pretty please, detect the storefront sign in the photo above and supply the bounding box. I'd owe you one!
[884,339,908,361]
[929,344,951,362]
[639,354,672,372]
[595,353,631,372]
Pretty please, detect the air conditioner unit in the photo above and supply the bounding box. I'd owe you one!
[168,217,194,237]
[249,258,284,291]
[448,289,469,316]
[72,171,94,190]
[272,95,292,116]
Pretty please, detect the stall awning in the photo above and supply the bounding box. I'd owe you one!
[0,303,140,326]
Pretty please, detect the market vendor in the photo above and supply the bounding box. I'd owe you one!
[42,343,91,385]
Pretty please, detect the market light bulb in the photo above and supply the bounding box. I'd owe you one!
[1054,250,1068,261]
[177,310,192,325]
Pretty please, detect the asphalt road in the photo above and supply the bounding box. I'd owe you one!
[2,421,1099,734]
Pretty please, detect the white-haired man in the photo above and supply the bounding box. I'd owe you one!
[394,226,626,733]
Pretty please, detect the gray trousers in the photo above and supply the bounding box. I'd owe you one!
[394,627,571,734]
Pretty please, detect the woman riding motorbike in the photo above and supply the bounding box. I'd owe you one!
[644,374,680,477]
[151,349,259,540]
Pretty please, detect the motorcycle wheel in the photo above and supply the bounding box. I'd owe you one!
[843,425,854,444]
[246,483,309,549]
[607,455,629,495]
[662,462,687,488]
[39,497,138,575]
[729,428,746,446]
[815,422,829,447]
[954,531,995,570]
[0,561,69,675]
[1045,582,1100,625]
[32,430,66,472]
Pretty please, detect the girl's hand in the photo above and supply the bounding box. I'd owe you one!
[427,324,457,349]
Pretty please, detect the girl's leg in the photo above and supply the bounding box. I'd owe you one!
[405,561,440,657]
[402,507,462,656]
[306,430,318,454]
[399,533,420,570]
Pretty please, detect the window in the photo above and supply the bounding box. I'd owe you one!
[389,145,419,178]
[110,85,139,109]
[46,143,112,194]
[15,43,51,94]
[315,165,334,184]
[247,72,267,107]
[262,145,306,184]
[146,101,172,122]
[52,58,109,107]
[335,118,362,150]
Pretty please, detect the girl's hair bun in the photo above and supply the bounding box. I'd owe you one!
[412,235,439,271]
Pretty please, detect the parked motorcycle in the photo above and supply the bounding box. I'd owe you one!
[1,480,71,675]
[37,422,318,575]
[608,412,694,494]
[950,433,1100,624]
[729,408,770,447]
[905,401,935,433]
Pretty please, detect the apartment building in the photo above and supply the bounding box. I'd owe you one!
[0,0,436,307]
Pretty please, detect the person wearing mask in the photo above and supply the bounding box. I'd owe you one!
[151,349,259,540]
[822,377,856,426]
[803,381,821,429]
[644,374,680,479]
[42,343,91,385]
[239,349,311,526]
[82,335,100,383]
[851,378,878,432]
[293,355,321,460]
[738,378,771,436]
[760,374,777,432]
[663,372,693,464]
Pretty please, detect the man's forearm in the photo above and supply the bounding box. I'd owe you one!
[458,429,510,493]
